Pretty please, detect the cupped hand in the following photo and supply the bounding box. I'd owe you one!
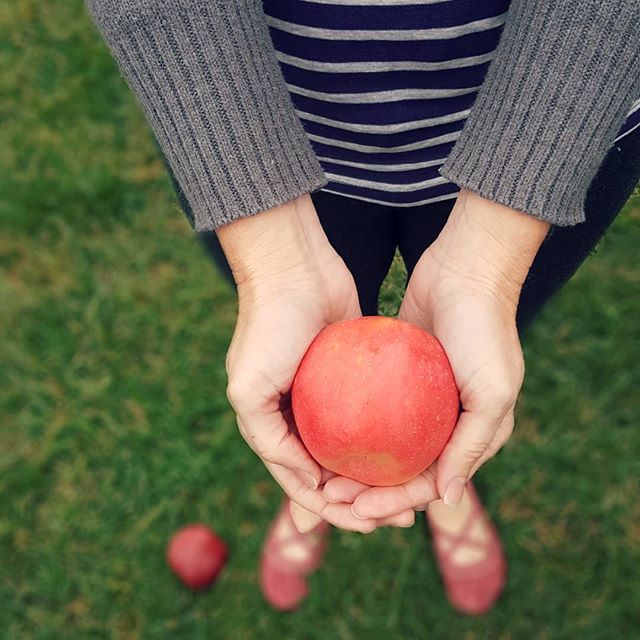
[323,190,549,520]
[219,195,416,532]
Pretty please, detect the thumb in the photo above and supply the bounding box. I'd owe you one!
[290,501,325,533]
[435,410,501,506]
[397,292,433,334]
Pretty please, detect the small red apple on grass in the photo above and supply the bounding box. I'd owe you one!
[167,524,227,589]
[292,316,459,486]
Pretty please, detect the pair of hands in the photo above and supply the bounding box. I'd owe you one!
[218,190,549,533]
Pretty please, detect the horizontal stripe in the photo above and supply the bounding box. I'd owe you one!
[325,172,448,192]
[316,155,448,171]
[308,130,460,152]
[296,108,470,133]
[265,13,507,41]
[275,50,495,73]
[321,159,442,182]
[282,62,490,93]
[322,187,459,207]
[270,29,504,64]
[287,83,479,103]
[268,0,509,30]
[291,91,476,124]
[301,0,457,6]
[304,116,462,147]
[313,137,455,164]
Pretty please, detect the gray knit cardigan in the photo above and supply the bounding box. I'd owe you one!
[86,1,640,230]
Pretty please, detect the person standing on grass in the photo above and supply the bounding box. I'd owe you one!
[87,0,640,615]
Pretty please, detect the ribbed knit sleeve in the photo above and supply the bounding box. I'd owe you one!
[440,1,640,227]
[86,0,327,231]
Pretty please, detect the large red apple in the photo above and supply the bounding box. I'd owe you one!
[166,524,227,589]
[291,316,459,486]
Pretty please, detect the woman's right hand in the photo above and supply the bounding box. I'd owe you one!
[219,194,415,533]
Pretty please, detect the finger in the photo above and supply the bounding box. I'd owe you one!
[323,476,370,503]
[265,461,377,533]
[378,509,416,528]
[435,409,505,506]
[467,412,515,479]
[350,467,439,519]
[236,414,321,488]
[290,501,325,533]
[290,501,407,534]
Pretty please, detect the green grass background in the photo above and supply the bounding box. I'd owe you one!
[2,2,639,638]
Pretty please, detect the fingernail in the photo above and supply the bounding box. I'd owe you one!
[414,504,428,512]
[443,477,466,507]
[350,504,367,520]
[289,502,323,533]
[297,470,319,490]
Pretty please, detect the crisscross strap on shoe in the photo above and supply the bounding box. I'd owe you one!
[428,484,489,558]
[262,500,329,575]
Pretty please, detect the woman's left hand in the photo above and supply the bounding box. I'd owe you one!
[323,189,550,519]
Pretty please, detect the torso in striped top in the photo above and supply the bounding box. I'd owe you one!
[262,0,640,208]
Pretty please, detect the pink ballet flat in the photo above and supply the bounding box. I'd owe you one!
[426,482,507,615]
[259,500,330,611]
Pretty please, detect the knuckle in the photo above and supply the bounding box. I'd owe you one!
[253,430,289,465]
[226,375,256,409]
[252,439,277,464]
[460,440,491,465]
[225,379,244,408]
[491,379,518,410]
[483,443,502,463]
[498,424,515,447]
[492,417,515,450]
[290,482,315,502]
[475,424,515,470]
[476,376,518,415]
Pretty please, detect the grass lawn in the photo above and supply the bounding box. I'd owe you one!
[2,2,639,638]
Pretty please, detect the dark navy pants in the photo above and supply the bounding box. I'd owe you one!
[176,126,640,333]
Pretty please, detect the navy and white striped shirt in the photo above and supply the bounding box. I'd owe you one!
[263,0,640,208]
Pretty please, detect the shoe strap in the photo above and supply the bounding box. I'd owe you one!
[263,501,329,574]
[428,483,489,556]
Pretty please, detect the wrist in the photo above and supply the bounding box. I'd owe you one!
[432,189,550,303]
[216,193,334,289]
